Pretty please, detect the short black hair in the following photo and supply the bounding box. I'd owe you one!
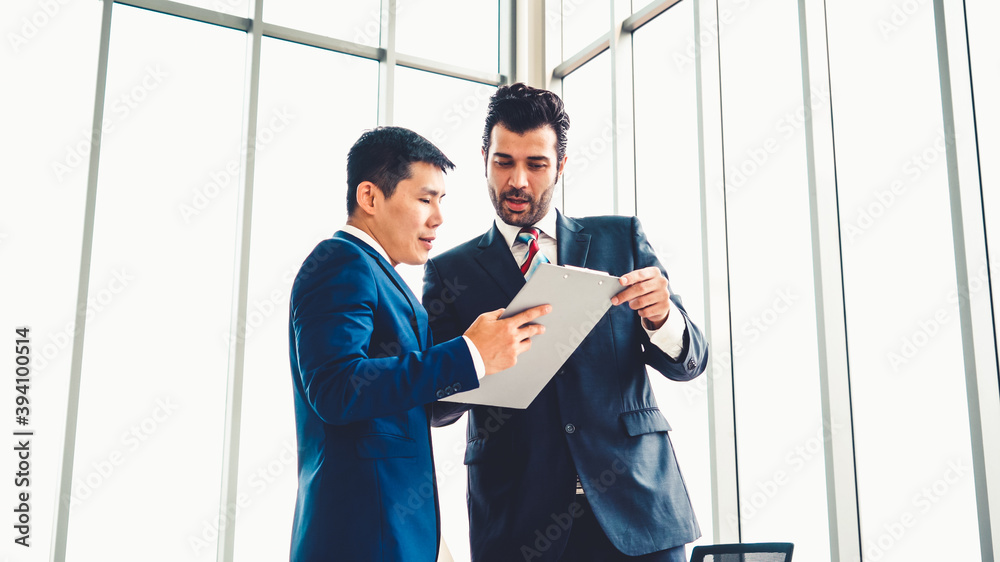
[482,83,571,162]
[346,126,455,216]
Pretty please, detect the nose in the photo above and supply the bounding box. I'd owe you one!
[429,200,444,229]
[509,163,529,189]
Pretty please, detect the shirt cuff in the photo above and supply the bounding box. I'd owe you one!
[644,306,686,360]
[462,335,487,380]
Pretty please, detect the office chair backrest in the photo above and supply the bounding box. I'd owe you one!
[689,542,794,562]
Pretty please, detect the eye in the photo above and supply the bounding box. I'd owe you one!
[494,160,512,167]
[419,198,431,204]
[529,163,546,170]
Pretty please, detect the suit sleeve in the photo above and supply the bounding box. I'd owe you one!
[632,216,709,381]
[291,245,478,425]
[423,257,477,427]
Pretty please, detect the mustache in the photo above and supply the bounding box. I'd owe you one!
[501,188,533,201]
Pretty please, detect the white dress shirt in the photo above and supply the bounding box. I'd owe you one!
[340,225,486,379]
[492,210,686,359]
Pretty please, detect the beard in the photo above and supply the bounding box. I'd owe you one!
[488,182,556,228]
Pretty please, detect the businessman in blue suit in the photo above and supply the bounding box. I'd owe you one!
[423,85,709,561]
[288,126,549,562]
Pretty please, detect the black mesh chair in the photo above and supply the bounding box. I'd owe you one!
[690,542,794,562]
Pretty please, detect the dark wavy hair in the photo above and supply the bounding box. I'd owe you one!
[346,126,454,216]
[482,83,571,162]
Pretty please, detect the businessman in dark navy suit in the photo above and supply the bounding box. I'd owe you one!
[288,127,549,562]
[423,85,709,561]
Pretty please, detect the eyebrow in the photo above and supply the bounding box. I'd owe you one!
[420,186,444,197]
[492,152,551,162]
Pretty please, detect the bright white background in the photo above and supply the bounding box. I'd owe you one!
[1,1,997,561]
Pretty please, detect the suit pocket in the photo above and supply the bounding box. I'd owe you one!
[619,407,672,436]
[463,437,488,465]
[356,434,419,459]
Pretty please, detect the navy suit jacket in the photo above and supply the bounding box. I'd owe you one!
[423,212,708,561]
[288,231,479,562]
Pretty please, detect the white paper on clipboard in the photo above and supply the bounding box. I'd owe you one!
[441,262,622,409]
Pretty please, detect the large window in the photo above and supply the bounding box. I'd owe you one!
[546,0,997,560]
[8,1,997,561]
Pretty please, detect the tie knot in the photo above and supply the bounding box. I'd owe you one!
[517,227,541,244]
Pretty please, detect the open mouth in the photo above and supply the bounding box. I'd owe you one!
[419,237,435,250]
[505,197,530,212]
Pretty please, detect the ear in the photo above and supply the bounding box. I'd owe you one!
[556,155,568,181]
[355,181,381,217]
[482,147,489,176]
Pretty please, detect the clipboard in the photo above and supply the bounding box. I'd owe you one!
[441,262,622,408]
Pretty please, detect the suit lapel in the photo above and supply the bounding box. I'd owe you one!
[556,210,591,268]
[474,226,526,302]
[335,231,427,348]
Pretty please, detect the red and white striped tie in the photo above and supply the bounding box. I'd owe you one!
[517,227,550,279]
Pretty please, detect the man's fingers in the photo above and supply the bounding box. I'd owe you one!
[618,266,660,286]
[476,308,506,322]
[612,280,655,305]
[507,304,552,325]
[518,323,546,339]
[626,293,658,311]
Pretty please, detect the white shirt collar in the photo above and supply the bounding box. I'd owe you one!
[340,224,393,266]
[493,208,559,249]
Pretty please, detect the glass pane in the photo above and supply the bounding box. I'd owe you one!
[561,0,608,59]
[633,1,713,550]
[0,1,102,559]
[266,0,382,47]
[65,7,246,561]
[393,67,498,293]
[561,51,613,217]
[966,0,1000,343]
[827,1,981,559]
[397,0,499,72]
[393,67,498,562]
[233,38,379,562]
[715,0,831,557]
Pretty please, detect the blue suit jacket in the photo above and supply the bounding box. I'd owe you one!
[288,231,479,562]
[423,212,708,561]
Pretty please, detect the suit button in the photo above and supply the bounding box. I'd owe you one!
[564,423,576,434]
[436,389,446,399]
